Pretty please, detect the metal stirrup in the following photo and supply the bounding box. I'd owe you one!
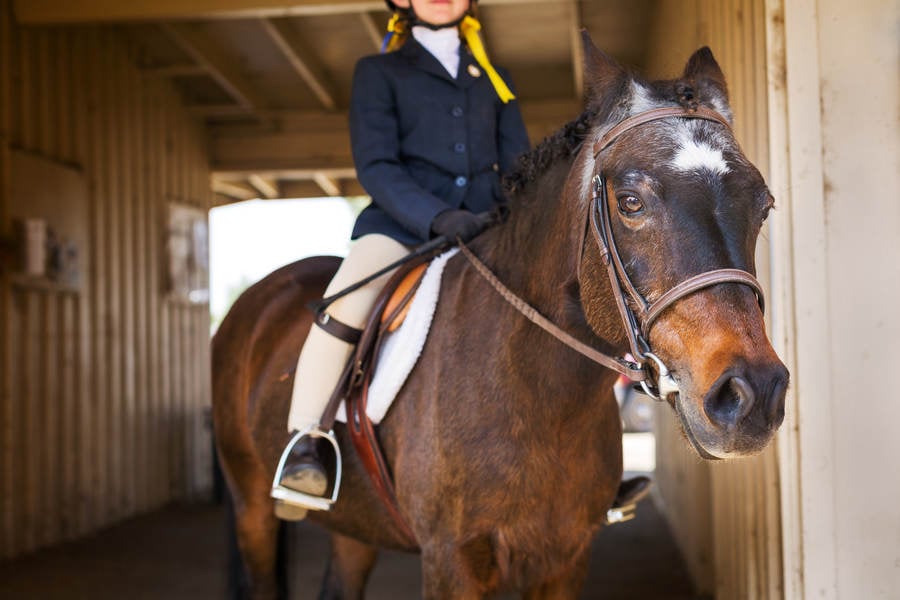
[270,427,343,512]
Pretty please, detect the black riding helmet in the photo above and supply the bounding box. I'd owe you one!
[385,0,477,30]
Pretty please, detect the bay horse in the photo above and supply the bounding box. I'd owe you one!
[212,33,788,599]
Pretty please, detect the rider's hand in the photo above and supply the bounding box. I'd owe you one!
[430,210,491,242]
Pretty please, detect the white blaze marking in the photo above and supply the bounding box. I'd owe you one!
[672,138,730,175]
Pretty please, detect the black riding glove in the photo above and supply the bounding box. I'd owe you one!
[430,210,490,242]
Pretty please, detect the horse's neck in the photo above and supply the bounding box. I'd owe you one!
[476,153,630,359]
[479,164,588,332]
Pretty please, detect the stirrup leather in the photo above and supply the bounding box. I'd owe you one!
[270,427,343,512]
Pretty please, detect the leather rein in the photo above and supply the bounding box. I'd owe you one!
[460,105,765,400]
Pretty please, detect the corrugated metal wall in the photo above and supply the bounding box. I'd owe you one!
[645,1,783,598]
[0,1,213,559]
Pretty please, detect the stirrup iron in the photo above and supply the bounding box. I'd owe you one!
[270,427,343,512]
[605,504,638,524]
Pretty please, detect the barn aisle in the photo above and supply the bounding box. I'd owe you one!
[0,495,699,599]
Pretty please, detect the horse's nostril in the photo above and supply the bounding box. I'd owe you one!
[705,376,756,429]
[765,368,789,427]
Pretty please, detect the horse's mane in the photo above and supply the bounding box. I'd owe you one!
[502,69,705,200]
[502,108,599,196]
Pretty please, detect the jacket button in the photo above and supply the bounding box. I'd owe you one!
[451,106,463,117]
[455,176,467,187]
[453,142,466,153]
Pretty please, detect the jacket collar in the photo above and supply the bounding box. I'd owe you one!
[399,38,480,89]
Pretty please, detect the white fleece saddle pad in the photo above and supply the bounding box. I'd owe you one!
[336,248,458,424]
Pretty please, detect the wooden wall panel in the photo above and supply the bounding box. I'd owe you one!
[647,1,783,598]
[0,0,12,561]
[0,0,214,559]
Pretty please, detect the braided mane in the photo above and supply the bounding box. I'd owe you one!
[503,108,598,196]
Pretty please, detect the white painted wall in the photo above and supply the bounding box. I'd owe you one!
[648,0,900,597]
[775,0,900,597]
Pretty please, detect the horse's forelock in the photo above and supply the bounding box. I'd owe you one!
[575,75,740,202]
[507,65,739,213]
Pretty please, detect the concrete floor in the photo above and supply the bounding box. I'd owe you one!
[0,492,700,599]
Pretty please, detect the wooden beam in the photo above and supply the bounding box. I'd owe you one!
[14,1,384,24]
[186,104,253,119]
[13,0,553,24]
[215,167,357,181]
[159,23,268,111]
[358,12,384,52]
[247,174,279,199]
[211,179,258,201]
[258,18,337,111]
[313,173,341,197]
[140,64,208,78]
[568,0,584,101]
[209,100,580,174]
[281,179,366,199]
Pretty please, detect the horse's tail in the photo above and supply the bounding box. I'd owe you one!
[223,473,249,600]
[222,481,291,600]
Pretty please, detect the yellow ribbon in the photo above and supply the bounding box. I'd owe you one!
[384,13,408,53]
[459,15,516,103]
[382,13,515,104]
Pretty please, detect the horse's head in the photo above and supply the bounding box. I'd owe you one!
[576,34,789,459]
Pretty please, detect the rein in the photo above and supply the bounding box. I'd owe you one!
[462,105,765,400]
[457,242,646,381]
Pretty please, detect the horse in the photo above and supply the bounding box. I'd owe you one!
[212,33,789,599]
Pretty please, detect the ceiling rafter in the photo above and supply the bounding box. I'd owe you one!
[313,173,342,197]
[13,0,548,24]
[14,0,384,24]
[568,0,584,101]
[208,101,579,174]
[358,12,385,52]
[187,104,253,118]
[248,175,280,199]
[212,178,258,201]
[215,167,358,182]
[160,22,267,111]
[258,18,337,111]
[140,64,209,78]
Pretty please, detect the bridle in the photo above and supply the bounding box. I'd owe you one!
[461,105,765,401]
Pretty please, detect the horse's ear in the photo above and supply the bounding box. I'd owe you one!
[682,47,731,112]
[581,30,627,104]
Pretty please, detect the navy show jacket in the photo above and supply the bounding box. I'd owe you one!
[349,37,531,246]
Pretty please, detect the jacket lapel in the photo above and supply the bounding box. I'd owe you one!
[400,38,459,85]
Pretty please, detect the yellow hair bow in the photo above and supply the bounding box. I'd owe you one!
[459,15,516,103]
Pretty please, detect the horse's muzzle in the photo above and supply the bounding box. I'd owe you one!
[684,361,789,458]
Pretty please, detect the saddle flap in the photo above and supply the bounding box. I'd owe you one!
[381,263,428,332]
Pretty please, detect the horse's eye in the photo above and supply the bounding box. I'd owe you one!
[617,195,644,215]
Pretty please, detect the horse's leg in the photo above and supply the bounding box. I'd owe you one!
[233,499,283,599]
[224,463,285,600]
[420,541,493,600]
[318,532,379,600]
[521,549,590,600]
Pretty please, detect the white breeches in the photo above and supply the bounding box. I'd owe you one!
[287,234,411,432]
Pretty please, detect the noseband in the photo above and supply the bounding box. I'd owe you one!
[586,106,764,399]
[460,105,765,401]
